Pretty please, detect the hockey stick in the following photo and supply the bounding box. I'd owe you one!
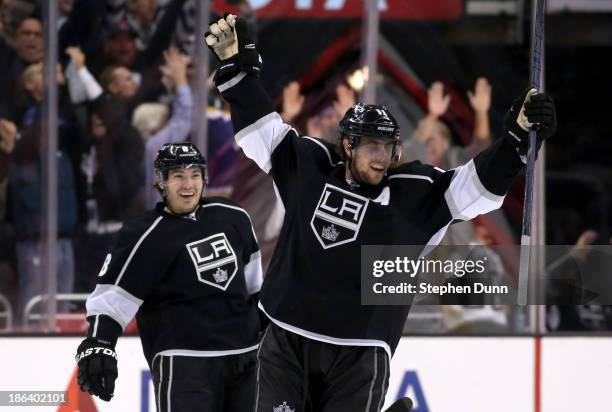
[384,397,413,412]
[517,0,547,306]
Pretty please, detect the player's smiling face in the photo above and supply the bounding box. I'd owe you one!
[345,136,395,186]
[165,166,204,215]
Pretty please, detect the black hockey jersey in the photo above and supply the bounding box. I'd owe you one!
[219,73,524,358]
[85,197,263,366]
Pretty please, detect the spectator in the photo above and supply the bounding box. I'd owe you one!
[0,16,43,119]
[73,98,145,295]
[98,0,187,74]
[106,0,161,51]
[0,118,17,316]
[134,46,192,208]
[305,83,356,144]
[407,78,493,168]
[8,63,81,323]
[546,230,612,332]
[57,0,75,30]
[103,24,139,68]
[100,64,139,100]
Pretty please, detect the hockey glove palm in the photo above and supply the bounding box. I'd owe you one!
[503,88,557,162]
[205,13,262,83]
[75,338,118,402]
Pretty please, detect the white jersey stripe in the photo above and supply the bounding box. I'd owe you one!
[259,302,392,358]
[115,215,163,286]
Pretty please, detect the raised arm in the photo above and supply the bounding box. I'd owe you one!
[404,88,557,246]
[205,14,342,204]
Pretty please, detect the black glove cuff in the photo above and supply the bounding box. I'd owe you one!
[213,55,242,85]
[85,315,122,348]
[238,51,262,78]
[504,125,543,160]
[213,54,261,86]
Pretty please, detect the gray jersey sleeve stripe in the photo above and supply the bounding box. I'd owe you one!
[465,160,505,203]
[217,71,247,92]
[388,173,434,183]
[115,215,164,286]
[86,284,144,329]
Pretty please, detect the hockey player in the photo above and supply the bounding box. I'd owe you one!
[206,14,556,412]
[75,143,263,412]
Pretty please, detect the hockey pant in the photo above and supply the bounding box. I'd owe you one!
[152,351,257,412]
[254,323,390,412]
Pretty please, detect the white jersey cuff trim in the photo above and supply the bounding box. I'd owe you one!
[152,345,259,365]
[444,160,504,221]
[258,301,392,359]
[86,284,143,329]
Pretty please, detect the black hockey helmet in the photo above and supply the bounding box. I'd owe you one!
[154,142,208,185]
[338,103,402,162]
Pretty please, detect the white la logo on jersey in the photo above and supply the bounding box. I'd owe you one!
[310,183,369,249]
[186,233,237,290]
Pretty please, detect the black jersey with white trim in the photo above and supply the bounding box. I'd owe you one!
[219,72,524,357]
[85,197,262,366]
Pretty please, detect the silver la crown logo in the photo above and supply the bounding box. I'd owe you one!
[212,267,228,283]
[273,402,295,412]
[321,224,340,241]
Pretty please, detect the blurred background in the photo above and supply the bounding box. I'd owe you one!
[0,1,610,410]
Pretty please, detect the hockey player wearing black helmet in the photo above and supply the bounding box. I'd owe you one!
[207,13,556,412]
[75,142,264,411]
[339,103,402,186]
[153,142,208,215]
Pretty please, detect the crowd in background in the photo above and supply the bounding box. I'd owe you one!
[0,0,610,333]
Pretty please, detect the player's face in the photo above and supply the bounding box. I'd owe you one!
[346,136,395,185]
[164,166,204,214]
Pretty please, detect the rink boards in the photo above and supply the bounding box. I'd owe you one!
[0,336,610,411]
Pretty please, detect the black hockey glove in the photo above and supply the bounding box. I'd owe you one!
[205,13,262,84]
[75,338,118,402]
[503,88,556,162]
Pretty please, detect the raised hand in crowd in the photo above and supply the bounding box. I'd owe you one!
[0,118,17,154]
[428,81,451,118]
[159,47,190,90]
[468,77,492,141]
[280,81,304,123]
[415,81,451,143]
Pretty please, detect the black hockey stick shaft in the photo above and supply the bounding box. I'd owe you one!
[518,0,546,305]
[384,397,413,412]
